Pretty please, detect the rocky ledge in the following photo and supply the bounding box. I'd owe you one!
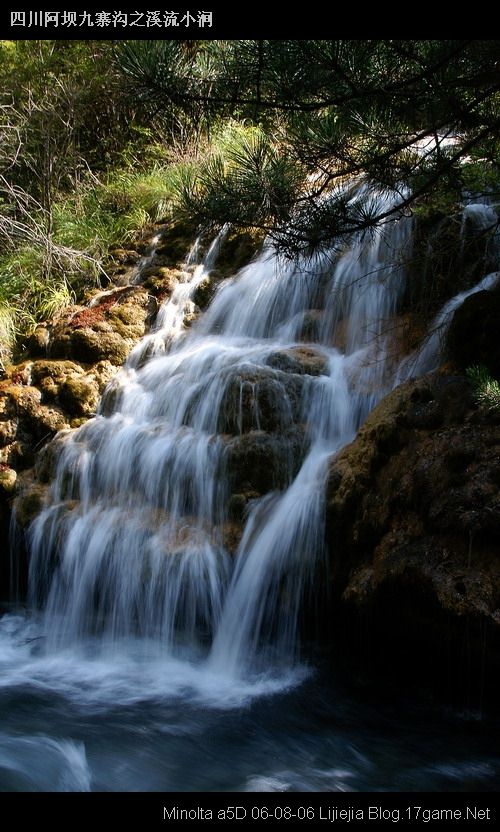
[0,278,175,498]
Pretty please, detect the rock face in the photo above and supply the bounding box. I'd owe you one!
[219,347,329,522]
[0,356,120,584]
[324,373,500,702]
[0,359,117,472]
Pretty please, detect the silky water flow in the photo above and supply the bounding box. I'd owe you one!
[1,188,500,791]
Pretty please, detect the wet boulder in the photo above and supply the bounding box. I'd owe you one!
[217,366,304,435]
[266,346,329,377]
[224,427,307,496]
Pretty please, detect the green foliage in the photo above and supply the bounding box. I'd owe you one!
[0,39,152,365]
[119,40,500,255]
[169,121,305,237]
[0,302,16,370]
[0,39,199,366]
[0,41,139,195]
[0,150,205,363]
[461,145,500,198]
[2,38,500,363]
[466,365,500,412]
[0,244,75,362]
[103,165,185,225]
[52,191,134,257]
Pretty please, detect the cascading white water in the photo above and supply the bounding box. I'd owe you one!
[2,181,500,793]
[23,184,415,688]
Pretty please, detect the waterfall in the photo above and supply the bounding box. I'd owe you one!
[10,179,499,705]
[20,184,415,690]
[2,169,500,792]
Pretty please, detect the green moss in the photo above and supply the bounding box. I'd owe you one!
[153,221,198,265]
[108,302,147,330]
[0,466,17,494]
[59,376,99,417]
[14,483,48,527]
[213,229,265,278]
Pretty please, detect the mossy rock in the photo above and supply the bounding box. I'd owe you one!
[192,276,216,311]
[27,325,50,358]
[0,420,17,448]
[4,385,42,417]
[29,359,114,417]
[90,361,119,394]
[107,309,147,339]
[35,431,69,483]
[3,438,48,471]
[59,376,100,417]
[0,466,17,495]
[151,221,197,265]
[324,373,500,640]
[109,248,141,265]
[0,378,69,442]
[50,328,131,365]
[48,287,150,365]
[227,490,261,522]
[267,346,329,377]
[224,427,307,495]
[27,405,69,438]
[214,229,266,278]
[13,481,49,527]
[30,360,85,406]
[31,359,85,385]
[218,367,304,435]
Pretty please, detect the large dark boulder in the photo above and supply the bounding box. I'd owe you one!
[447,286,500,377]
[224,427,307,496]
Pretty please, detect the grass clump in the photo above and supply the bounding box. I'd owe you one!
[466,364,500,412]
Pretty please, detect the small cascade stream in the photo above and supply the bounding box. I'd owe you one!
[25,188,412,679]
[1,186,500,791]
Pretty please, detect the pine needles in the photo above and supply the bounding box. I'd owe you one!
[466,364,500,412]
